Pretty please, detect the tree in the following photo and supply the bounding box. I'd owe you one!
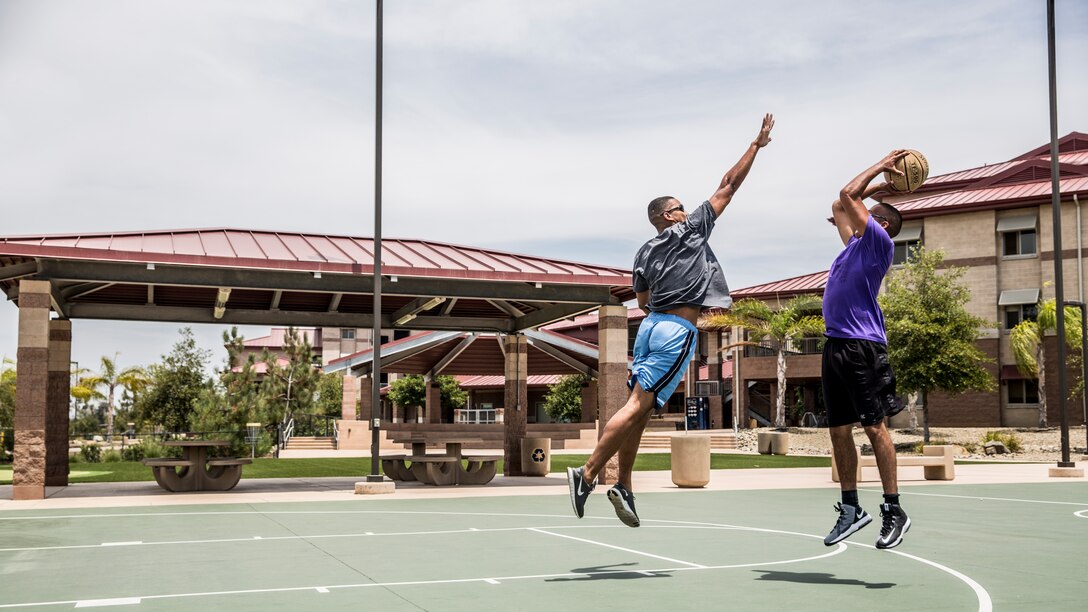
[79,354,149,440]
[388,375,426,416]
[1010,298,1082,428]
[315,373,344,419]
[387,375,467,421]
[136,328,211,432]
[880,247,995,441]
[702,296,825,427]
[260,328,321,425]
[0,357,15,429]
[544,374,588,423]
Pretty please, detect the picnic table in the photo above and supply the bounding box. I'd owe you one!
[382,435,498,486]
[142,440,252,492]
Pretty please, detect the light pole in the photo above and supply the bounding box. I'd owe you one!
[1066,301,1088,457]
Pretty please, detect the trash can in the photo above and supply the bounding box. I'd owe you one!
[671,434,710,488]
[685,397,710,430]
[521,437,551,476]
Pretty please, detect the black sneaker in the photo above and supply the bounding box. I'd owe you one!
[824,502,872,546]
[566,466,595,518]
[607,483,640,528]
[876,503,911,549]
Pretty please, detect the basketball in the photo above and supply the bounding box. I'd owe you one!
[885,149,929,193]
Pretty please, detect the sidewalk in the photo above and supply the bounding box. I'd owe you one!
[0,462,1066,512]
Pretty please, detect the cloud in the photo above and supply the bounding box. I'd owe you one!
[0,0,1086,370]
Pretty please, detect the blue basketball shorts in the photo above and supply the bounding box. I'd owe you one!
[629,312,698,408]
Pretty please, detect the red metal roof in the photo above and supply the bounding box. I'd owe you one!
[731,270,828,299]
[889,131,1088,218]
[0,228,632,287]
[454,374,561,388]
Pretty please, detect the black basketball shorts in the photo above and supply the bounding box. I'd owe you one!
[821,337,900,427]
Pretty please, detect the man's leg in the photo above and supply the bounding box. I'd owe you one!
[616,400,655,489]
[584,383,656,483]
[862,422,897,495]
[830,424,859,490]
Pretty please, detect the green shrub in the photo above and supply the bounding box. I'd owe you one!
[982,430,1022,452]
[80,444,102,463]
[101,448,123,463]
[121,443,147,462]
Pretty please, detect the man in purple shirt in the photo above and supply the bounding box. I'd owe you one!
[822,150,911,550]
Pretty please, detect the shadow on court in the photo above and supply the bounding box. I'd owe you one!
[546,562,672,582]
[753,569,895,589]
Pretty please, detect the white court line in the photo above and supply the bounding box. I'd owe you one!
[1075,509,1088,519]
[878,489,1088,507]
[0,543,848,610]
[0,525,583,554]
[0,509,602,521]
[73,598,140,608]
[0,510,992,612]
[529,528,707,568]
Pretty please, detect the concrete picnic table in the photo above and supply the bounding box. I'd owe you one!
[382,435,498,486]
[142,440,252,492]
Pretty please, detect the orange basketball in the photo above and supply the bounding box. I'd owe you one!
[885,150,929,193]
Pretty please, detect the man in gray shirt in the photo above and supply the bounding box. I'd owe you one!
[568,114,775,527]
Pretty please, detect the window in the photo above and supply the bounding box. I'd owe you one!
[893,240,921,265]
[997,214,1037,257]
[892,226,923,265]
[1004,303,1038,330]
[1002,230,1036,256]
[340,328,355,340]
[1007,379,1040,404]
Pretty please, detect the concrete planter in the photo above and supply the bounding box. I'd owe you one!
[757,431,789,455]
[670,434,710,488]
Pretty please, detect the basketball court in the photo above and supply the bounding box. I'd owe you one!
[0,470,1084,611]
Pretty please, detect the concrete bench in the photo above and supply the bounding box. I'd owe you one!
[141,458,194,468]
[407,456,458,486]
[459,455,500,485]
[831,445,955,482]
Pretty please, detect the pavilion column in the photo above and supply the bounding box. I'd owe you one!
[705,329,724,429]
[342,375,360,422]
[12,280,51,500]
[46,319,71,487]
[596,305,628,485]
[425,378,442,423]
[580,378,598,423]
[357,376,372,422]
[502,334,528,476]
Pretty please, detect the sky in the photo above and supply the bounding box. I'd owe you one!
[1,0,1086,374]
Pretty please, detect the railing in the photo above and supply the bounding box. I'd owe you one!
[455,408,499,424]
[332,419,339,450]
[281,418,295,450]
[742,337,823,357]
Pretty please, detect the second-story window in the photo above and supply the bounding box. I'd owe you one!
[892,225,922,266]
[998,288,1041,331]
[1004,303,1038,330]
[997,214,1038,258]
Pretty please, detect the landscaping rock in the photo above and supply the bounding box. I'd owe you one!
[984,441,1009,455]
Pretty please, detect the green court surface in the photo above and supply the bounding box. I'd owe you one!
[0,482,1085,611]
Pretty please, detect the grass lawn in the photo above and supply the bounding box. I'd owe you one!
[0,453,832,485]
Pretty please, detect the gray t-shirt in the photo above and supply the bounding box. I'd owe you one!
[632,200,732,312]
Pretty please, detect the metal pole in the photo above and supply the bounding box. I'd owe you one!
[367,0,384,482]
[1046,0,1073,468]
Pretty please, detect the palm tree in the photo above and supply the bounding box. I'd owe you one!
[701,296,825,427]
[1010,299,1081,428]
[79,355,150,440]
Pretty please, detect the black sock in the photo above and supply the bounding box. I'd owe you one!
[842,490,859,507]
[883,493,900,506]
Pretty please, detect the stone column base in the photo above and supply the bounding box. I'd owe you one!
[1048,466,1084,478]
[12,485,45,500]
[355,480,396,494]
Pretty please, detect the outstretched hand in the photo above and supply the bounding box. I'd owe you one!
[880,149,910,176]
[754,113,774,148]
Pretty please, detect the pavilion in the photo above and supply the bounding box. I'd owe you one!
[0,228,635,499]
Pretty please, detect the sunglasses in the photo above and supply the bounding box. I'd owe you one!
[872,214,889,224]
[664,204,685,215]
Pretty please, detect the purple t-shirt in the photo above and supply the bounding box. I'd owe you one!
[822,215,894,344]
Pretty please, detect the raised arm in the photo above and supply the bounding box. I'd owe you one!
[830,150,907,243]
[707,114,774,217]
